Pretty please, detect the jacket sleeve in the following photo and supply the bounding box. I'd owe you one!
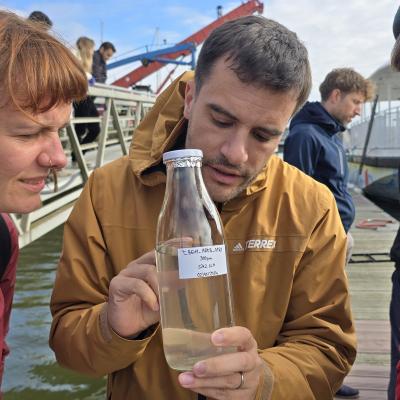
[396,361,400,400]
[283,127,321,176]
[49,172,157,377]
[0,215,18,385]
[258,191,356,399]
[91,52,105,84]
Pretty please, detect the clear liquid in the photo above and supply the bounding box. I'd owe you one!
[156,245,235,371]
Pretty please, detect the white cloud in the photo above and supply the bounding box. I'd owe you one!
[164,5,214,29]
[0,6,21,14]
[3,0,399,100]
[28,1,85,18]
[266,0,398,100]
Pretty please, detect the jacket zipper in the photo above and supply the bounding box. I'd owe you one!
[334,142,344,176]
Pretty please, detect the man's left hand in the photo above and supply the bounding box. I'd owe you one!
[178,326,266,399]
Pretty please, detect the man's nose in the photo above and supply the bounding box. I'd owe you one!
[220,130,248,166]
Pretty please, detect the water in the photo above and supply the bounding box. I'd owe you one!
[3,226,105,399]
[162,327,228,371]
[156,245,235,371]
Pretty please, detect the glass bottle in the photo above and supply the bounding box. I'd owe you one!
[156,149,235,371]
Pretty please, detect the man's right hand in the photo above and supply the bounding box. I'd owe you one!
[107,250,160,338]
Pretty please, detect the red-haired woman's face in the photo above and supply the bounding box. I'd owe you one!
[0,102,70,213]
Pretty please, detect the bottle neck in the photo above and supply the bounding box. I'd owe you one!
[165,156,202,169]
[158,156,224,247]
[165,159,203,200]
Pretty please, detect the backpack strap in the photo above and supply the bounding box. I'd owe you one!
[0,214,12,280]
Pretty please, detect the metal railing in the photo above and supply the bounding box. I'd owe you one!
[12,84,156,248]
[349,104,400,156]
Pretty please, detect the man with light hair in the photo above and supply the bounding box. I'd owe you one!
[285,67,375,262]
[284,68,375,398]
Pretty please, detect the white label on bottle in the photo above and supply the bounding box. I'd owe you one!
[177,245,227,279]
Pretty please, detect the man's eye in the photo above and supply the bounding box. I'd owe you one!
[253,131,271,142]
[212,118,233,128]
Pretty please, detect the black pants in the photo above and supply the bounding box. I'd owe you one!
[73,96,100,144]
[389,267,400,399]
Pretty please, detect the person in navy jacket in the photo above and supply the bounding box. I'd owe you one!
[284,68,375,399]
[284,68,374,241]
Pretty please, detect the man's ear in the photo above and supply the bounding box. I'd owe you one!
[330,88,342,104]
[183,80,196,119]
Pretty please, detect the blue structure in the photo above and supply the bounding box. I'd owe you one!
[108,42,197,71]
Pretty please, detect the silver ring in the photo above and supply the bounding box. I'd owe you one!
[235,371,244,390]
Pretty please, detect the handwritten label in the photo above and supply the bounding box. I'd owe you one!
[177,245,227,279]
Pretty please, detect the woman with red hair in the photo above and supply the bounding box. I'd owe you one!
[0,10,87,391]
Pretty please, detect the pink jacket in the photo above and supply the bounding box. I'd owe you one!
[0,214,18,386]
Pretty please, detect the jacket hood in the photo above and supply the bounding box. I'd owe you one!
[129,72,191,186]
[290,101,345,135]
[129,71,271,200]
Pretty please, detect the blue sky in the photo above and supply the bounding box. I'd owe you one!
[2,0,399,100]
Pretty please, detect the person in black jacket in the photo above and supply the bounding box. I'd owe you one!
[73,37,100,149]
[92,42,116,84]
[284,68,375,399]
[389,220,400,400]
[388,11,400,398]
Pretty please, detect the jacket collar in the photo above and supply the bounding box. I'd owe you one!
[290,101,345,136]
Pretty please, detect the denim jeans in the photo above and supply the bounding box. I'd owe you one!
[389,268,400,400]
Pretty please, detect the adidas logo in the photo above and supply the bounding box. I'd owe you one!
[233,242,244,252]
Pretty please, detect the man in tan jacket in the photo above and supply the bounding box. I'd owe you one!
[50,16,356,400]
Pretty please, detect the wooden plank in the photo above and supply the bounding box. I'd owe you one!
[349,364,389,378]
[338,192,395,398]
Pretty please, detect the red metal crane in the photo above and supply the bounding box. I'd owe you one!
[112,1,264,88]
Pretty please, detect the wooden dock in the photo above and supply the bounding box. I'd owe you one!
[335,191,398,399]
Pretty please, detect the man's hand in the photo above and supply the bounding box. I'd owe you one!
[178,326,266,399]
[107,250,160,338]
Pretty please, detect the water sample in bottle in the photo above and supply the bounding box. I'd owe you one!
[156,149,235,371]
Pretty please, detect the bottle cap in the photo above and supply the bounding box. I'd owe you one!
[163,149,203,163]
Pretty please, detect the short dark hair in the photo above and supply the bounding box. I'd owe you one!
[319,68,375,102]
[392,39,400,71]
[392,7,400,71]
[100,41,116,53]
[27,10,52,29]
[194,15,311,114]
